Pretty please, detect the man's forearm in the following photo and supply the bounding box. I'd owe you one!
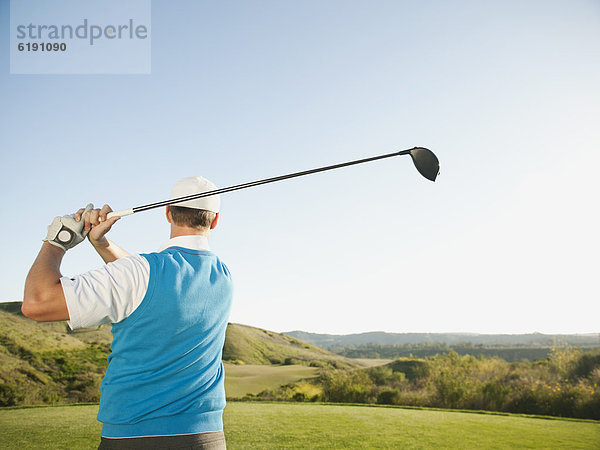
[22,242,69,321]
[91,238,130,263]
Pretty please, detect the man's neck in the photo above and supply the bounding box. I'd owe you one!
[170,225,210,239]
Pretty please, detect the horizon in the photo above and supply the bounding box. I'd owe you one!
[1,300,597,337]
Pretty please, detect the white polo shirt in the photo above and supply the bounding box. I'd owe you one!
[61,235,211,330]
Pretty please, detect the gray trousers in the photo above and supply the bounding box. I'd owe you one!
[98,431,226,449]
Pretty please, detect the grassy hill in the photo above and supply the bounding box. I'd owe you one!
[224,323,357,368]
[0,304,111,405]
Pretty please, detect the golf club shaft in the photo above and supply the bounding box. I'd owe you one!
[107,148,414,219]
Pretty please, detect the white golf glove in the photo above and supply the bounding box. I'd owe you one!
[45,204,94,251]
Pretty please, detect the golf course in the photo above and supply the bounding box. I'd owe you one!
[2,283,600,450]
[224,364,320,398]
[1,402,598,449]
[4,0,600,448]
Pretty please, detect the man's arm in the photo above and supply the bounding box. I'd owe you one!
[23,204,123,322]
[22,242,69,321]
[90,238,130,264]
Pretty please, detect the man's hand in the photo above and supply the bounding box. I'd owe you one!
[75,204,120,249]
[76,204,129,263]
[45,204,94,251]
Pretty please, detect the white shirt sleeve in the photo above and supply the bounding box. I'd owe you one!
[61,254,150,330]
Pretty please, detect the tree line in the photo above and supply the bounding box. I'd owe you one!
[333,343,558,362]
[247,347,600,420]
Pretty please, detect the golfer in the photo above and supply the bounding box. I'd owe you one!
[22,176,233,449]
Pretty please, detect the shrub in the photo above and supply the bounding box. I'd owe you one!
[569,350,600,380]
[367,366,406,387]
[320,370,375,404]
[425,352,481,409]
[377,389,401,405]
[548,347,581,377]
[0,383,23,406]
[480,379,511,411]
[292,392,306,402]
[578,392,600,420]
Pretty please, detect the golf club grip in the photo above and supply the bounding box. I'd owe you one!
[107,208,135,219]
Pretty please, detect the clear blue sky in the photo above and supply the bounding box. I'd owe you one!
[1,0,599,334]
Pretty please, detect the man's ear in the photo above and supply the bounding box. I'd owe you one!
[210,212,219,230]
[166,206,173,224]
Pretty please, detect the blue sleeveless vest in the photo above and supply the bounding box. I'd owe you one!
[98,247,233,438]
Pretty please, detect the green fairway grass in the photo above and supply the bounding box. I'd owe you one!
[224,363,319,398]
[1,403,598,449]
[0,404,101,449]
[224,403,600,449]
[352,358,394,368]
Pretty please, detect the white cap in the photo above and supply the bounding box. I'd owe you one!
[170,176,221,213]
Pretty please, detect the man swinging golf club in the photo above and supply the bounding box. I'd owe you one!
[22,176,233,450]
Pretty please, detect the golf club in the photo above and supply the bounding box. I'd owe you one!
[107,146,439,219]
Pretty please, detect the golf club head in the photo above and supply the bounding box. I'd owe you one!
[409,147,440,182]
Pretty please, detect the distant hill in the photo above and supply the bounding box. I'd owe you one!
[284,330,600,349]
